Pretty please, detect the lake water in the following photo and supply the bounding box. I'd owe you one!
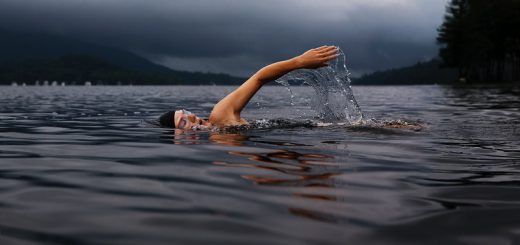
[0,85,519,245]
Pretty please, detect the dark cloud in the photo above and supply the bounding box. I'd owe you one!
[0,0,448,76]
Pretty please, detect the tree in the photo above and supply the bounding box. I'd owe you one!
[437,0,520,82]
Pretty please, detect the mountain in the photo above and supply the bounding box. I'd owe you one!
[353,59,458,85]
[0,29,245,85]
[0,55,176,85]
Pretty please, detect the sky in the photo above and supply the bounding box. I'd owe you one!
[0,0,450,77]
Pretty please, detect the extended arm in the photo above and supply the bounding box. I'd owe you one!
[209,46,338,126]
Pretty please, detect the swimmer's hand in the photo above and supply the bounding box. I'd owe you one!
[293,46,339,69]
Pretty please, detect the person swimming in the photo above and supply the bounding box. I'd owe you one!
[159,46,339,129]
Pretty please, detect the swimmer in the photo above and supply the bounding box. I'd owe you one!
[159,46,339,129]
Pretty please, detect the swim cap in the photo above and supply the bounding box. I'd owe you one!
[159,111,175,128]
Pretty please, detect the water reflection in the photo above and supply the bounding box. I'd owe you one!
[207,132,348,222]
[167,129,203,145]
[441,85,520,109]
[4,85,520,244]
[208,133,250,147]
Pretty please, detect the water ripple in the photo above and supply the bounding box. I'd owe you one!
[0,85,519,244]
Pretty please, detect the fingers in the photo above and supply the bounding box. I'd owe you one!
[319,47,338,57]
[323,53,339,61]
[316,53,339,68]
[304,45,339,68]
[317,47,338,63]
[319,47,339,61]
[313,45,336,52]
[323,46,337,51]
[316,45,336,52]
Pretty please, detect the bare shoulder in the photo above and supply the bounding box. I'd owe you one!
[209,118,248,127]
[208,109,248,127]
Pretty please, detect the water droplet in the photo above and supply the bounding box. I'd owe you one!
[275,47,363,123]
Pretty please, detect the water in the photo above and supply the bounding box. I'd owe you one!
[276,47,363,123]
[0,85,519,245]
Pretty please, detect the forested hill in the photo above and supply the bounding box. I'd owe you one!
[0,55,244,85]
[0,30,245,85]
[353,59,457,85]
[437,0,520,83]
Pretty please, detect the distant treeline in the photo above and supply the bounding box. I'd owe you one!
[438,0,520,83]
[353,59,457,85]
[0,55,244,85]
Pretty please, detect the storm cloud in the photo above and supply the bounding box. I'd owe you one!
[0,0,449,76]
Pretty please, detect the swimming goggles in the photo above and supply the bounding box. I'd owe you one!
[176,109,193,129]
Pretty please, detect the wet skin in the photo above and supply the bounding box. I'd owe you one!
[174,109,211,129]
[171,46,339,130]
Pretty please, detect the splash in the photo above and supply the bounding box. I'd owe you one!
[216,118,425,133]
[276,47,363,123]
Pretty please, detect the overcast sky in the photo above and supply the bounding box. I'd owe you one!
[0,0,449,76]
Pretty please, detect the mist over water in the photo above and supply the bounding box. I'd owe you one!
[276,48,363,123]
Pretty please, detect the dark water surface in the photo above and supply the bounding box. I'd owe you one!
[0,85,519,245]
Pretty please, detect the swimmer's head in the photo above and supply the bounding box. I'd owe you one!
[159,109,210,129]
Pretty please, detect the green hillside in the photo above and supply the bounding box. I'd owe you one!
[2,55,173,85]
[353,59,457,85]
[0,30,244,85]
